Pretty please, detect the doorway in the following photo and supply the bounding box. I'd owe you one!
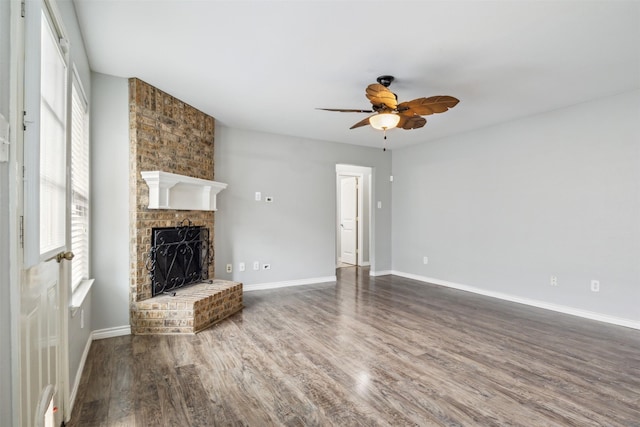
[339,176,358,266]
[336,164,372,269]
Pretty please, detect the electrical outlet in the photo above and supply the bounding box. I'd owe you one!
[263,264,271,270]
[423,256,428,265]
[550,276,558,287]
[253,261,260,270]
[226,263,232,273]
[255,192,262,201]
[239,262,245,272]
[591,279,600,292]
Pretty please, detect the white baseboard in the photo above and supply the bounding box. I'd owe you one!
[244,275,336,292]
[391,270,640,330]
[68,334,93,416]
[370,270,392,277]
[92,324,132,340]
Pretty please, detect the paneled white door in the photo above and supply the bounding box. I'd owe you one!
[20,0,71,425]
[340,176,358,265]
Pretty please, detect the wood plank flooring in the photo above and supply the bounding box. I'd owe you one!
[68,268,640,426]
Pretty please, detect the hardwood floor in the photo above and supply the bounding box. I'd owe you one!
[68,268,640,426]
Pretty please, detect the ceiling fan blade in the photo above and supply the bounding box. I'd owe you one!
[397,96,459,116]
[350,114,376,129]
[398,115,426,130]
[366,83,398,110]
[317,108,374,113]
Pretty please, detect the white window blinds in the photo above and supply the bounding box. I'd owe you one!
[70,76,89,290]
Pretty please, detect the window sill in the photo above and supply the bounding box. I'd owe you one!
[70,278,95,317]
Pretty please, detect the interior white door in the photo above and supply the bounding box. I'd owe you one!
[340,176,358,265]
[20,1,69,425]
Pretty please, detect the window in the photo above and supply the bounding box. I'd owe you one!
[38,10,67,257]
[70,72,90,290]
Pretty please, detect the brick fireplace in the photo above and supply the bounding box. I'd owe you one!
[128,78,242,334]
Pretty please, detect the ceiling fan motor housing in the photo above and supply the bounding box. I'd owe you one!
[377,75,394,87]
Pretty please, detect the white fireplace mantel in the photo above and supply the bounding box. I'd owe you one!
[141,171,227,211]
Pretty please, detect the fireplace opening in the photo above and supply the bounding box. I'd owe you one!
[146,221,212,297]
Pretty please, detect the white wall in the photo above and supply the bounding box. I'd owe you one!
[214,126,392,287]
[0,0,12,421]
[392,90,640,324]
[90,72,130,330]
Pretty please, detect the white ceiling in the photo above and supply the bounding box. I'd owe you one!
[73,0,640,150]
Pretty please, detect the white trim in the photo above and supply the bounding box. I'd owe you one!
[7,165,22,422]
[9,1,26,424]
[335,164,374,269]
[43,0,69,44]
[391,271,640,330]
[70,65,88,109]
[369,270,392,277]
[244,276,336,292]
[337,172,364,265]
[69,278,94,315]
[68,332,92,416]
[92,325,131,340]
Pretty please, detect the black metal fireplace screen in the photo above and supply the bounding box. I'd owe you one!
[146,221,212,297]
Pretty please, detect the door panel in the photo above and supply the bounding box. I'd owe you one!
[20,0,68,425]
[340,176,357,265]
[21,259,61,427]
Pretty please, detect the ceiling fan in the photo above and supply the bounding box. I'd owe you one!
[318,75,459,149]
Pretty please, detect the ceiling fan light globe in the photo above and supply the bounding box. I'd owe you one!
[369,113,400,130]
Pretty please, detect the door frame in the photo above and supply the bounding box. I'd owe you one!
[9,1,27,425]
[335,164,372,268]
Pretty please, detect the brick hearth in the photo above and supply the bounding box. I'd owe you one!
[132,280,243,334]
